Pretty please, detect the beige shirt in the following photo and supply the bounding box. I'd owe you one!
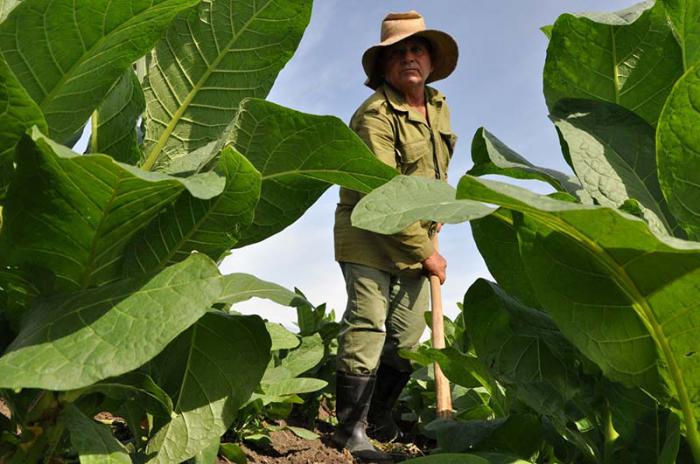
[334,83,457,273]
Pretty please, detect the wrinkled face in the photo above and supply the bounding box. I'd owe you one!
[382,37,433,94]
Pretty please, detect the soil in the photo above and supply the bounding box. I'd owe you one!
[230,420,429,464]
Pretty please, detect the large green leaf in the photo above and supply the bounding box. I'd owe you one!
[471,211,540,308]
[0,0,199,143]
[124,147,260,275]
[0,129,224,294]
[0,54,46,198]
[65,371,174,418]
[228,98,398,246]
[61,404,131,464]
[350,175,538,306]
[544,1,684,126]
[468,127,584,197]
[426,415,541,458]
[456,175,700,451]
[88,69,145,164]
[0,254,222,390]
[146,312,270,464]
[266,322,300,351]
[141,0,312,169]
[351,175,492,234]
[551,99,677,236]
[605,382,678,464]
[263,333,323,383]
[262,377,327,397]
[657,62,700,240]
[218,272,309,308]
[401,345,500,400]
[662,0,700,69]
[463,279,602,459]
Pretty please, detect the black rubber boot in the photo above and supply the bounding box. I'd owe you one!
[332,371,393,462]
[367,363,411,442]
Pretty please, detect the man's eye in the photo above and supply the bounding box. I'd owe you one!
[410,45,424,55]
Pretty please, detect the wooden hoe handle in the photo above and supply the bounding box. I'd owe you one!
[429,235,452,418]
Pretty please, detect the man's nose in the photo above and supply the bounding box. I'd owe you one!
[400,50,419,61]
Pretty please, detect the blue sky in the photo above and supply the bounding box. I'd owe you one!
[220,0,635,328]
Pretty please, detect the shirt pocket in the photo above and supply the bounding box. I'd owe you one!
[397,139,431,175]
[439,129,458,158]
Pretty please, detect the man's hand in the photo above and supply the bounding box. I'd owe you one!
[422,249,447,284]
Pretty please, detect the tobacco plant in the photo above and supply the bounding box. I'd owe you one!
[356,1,700,463]
[0,0,396,462]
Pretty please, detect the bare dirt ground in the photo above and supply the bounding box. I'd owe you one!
[231,420,428,464]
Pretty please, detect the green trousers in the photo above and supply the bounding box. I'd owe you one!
[336,262,429,375]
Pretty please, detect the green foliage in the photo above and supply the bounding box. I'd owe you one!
[230,299,337,446]
[353,1,700,462]
[543,1,682,126]
[0,0,396,462]
[657,62,700,240]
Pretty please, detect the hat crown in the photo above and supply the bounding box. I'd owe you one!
[380,11,426,42]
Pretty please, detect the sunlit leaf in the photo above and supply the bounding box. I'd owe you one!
[0,0,199,143]
[141,0,312,169]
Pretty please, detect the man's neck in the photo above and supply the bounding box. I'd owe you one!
[402,86,426,108]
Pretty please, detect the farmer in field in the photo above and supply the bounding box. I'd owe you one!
[333,11,458,462]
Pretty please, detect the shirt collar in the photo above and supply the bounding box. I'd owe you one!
[381,83,445,119]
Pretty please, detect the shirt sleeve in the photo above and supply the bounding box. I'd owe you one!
[352,110,435,263]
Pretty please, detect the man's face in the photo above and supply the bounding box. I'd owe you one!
[382,37,433,94]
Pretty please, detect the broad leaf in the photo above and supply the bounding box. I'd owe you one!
[606,382,678,464]
[262,377,327,397]
[218,272,309,308]
[551,99,677,236]
[89,69,145,164]
[463,279,601,459]
[124,147,260,275]
[65,371,174,418]
[0,54,47,197]
[426,415,541,458]
[456,175,700,445]
[662,0,700,69]
[0,129,224,294]
[0,254,222,390]
[266,322,300,351]
[404,452,530,464]
[61,404,131,464]
[146,312,270,464]
[351,175,492,234]
[544,1,683,126]
[286,426,319,441]
[141,0,312,169]
[0,0,199,143]
[657,63,700,240]
[227,98,398,246]
[401,346,495,393]
[192,440,220,464]
[263,333,324,383]
[468,127,583,196]
[471,211,540,308]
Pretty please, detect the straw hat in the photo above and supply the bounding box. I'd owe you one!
[362,11,458,89]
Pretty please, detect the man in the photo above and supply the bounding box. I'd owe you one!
[333,10,458,462]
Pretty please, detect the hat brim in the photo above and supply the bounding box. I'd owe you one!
[362,29,458,90]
